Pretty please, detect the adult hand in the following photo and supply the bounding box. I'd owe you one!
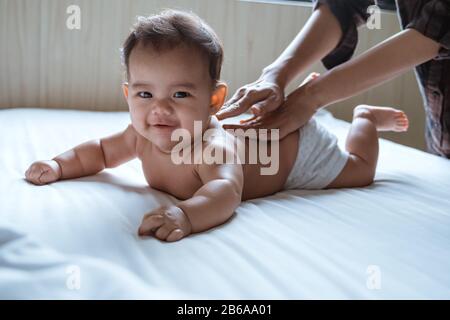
[222,73,321,140]
[215,77,284,120]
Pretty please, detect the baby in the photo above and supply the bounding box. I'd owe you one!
[25,10,409,242]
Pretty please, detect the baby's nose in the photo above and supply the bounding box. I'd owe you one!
[151,101,173,116]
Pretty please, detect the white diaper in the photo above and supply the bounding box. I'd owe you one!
[284,118,349,190]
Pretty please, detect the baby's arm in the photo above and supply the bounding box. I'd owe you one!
[25,124,138,185]
[139,147,243,241]
[179,160,244,233]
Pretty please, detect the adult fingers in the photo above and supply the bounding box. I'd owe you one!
[216,88,247,120]
[235,89,272,116]
[223,117,283,141]
[222,121,262,131]
[249,91,283,116]
[217,88,271,120]
[223,87,246,109]
[239,114,257,124]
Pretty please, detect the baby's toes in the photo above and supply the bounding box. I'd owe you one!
[394,111,408,120]
[393,111,408,131]
[398,115,409,125]
[394,110,406,120]
[395,118,409,131]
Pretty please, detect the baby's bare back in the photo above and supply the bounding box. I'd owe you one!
[137,127,299,201]
[241,130,299,200]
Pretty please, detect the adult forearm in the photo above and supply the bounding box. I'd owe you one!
[52,139,106,179]
[308,28,441,109]
[262,4,342,89]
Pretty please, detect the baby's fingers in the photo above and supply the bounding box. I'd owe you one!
[39,171,58,184]
[25,168,32,180]
[154,225,173,241]
[166,229,184,242]
[139,214,164,235]
[25,165,44,185]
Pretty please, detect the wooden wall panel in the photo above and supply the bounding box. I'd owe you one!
[0,0,426,150]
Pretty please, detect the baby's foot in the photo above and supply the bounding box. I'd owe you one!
[300,72,320,86]
[353,105,409,132]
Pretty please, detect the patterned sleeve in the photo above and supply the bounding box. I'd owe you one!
[312,0,375,69]
[400,0,450,60]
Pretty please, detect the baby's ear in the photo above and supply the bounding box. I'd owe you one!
[122,83,129,99]
[210,82,228,115]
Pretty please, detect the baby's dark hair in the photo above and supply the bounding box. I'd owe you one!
[121,9,223,84]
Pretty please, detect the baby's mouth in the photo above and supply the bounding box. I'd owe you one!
[150,123,179,133]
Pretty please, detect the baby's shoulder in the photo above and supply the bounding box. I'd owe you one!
[205,129,239,153]
[189,130,240,169]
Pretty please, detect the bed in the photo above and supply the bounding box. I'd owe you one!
[1,107,449,299]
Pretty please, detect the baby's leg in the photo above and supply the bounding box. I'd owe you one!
[326,105,409,188]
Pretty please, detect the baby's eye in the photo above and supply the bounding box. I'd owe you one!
[137,91,152,99]
[173,91,190,98]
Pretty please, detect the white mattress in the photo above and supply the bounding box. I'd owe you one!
[1,108,449,299]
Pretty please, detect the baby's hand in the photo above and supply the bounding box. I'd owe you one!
[138,206,192,242]
[25,160,61,185]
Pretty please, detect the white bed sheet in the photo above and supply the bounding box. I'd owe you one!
[0,108,449,299]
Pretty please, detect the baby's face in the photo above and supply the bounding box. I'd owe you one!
[126,43,215,153]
